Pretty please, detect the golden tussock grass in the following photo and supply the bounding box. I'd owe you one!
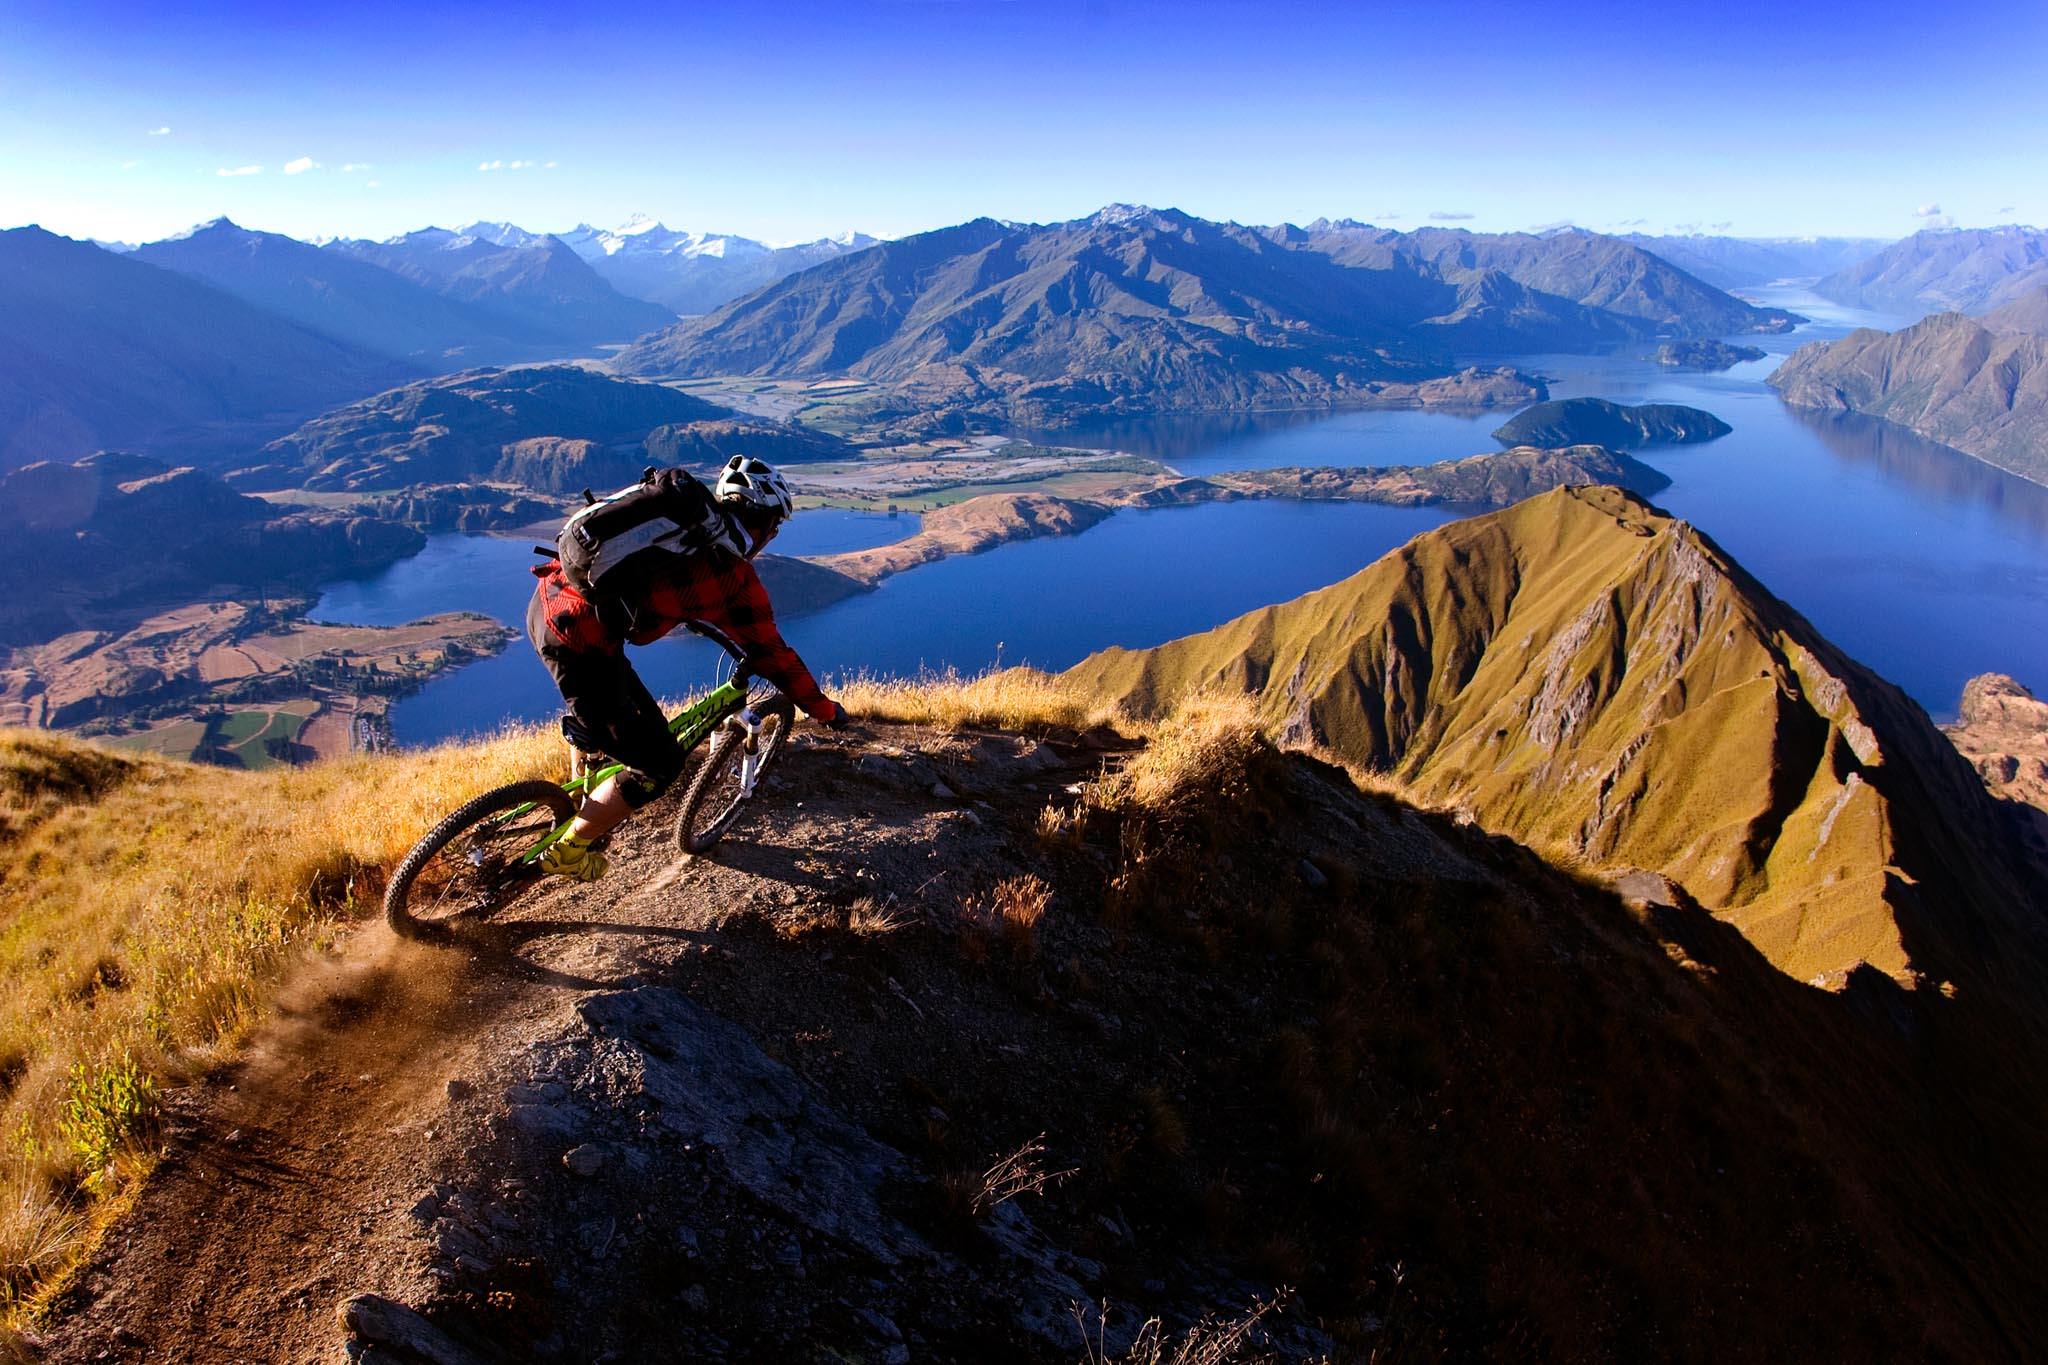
[832,666,1121,734]
[1094,694,1265,817]
[0,722,562,1309]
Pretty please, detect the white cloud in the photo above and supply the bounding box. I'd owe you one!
[545,160,559,169]
[1429,210,1475,221]
[366,180,382,188]
[283,156,318,175]
[1913,202,1943,217]
[340,162,371,173]
[147,126,170,136]
[120,159,141,171]
[480,158,544,172]
[215,165,261,177]
[478,159,504,171]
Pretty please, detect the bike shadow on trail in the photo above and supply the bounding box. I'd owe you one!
[435,915,719,992]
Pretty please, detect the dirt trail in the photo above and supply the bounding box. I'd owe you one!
[35,723,1078,1364]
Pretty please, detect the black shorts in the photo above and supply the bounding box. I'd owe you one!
[526,594,683,808]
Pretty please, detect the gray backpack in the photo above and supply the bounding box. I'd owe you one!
[555,466,744,600]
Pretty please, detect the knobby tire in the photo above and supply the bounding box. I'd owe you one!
[385,780,578,938]
[674,695,795,854]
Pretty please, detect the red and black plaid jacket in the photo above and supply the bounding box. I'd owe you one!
[532,554,836,719]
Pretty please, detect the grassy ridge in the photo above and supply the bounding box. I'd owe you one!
[0,725,560,1304]
[1066,484,2028,987]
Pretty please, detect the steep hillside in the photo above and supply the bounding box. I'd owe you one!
[1067,485,2042,988]
[1981,283,2048,336]
[328,228,674,351]
[1813,225,2048,316]
[133,221,545,368]
[616,210,1788,426]
[1768,313,2048,485]
[1294,222,1800,337]
[235,367,735,491]
[0,227,412,469]
[16,686,2048,1362]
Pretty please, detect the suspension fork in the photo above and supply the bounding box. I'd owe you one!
[728,704,771,797]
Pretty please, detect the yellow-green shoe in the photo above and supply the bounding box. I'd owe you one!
[539,834,609,882]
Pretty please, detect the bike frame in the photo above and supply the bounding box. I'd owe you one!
[505,624,774,865]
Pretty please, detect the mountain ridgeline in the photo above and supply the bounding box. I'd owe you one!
[556,216,882,315]
[1813,225,2048,316]
[615,208,1798,426]
[1066,485,2043,989]
[135,220,673,369]
[0,226,413,470]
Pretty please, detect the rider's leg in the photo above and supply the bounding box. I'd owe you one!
[567,776,634,842]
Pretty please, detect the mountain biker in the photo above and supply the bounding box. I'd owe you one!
[526,455,846,881]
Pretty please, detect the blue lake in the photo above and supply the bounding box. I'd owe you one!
[314,287,2048,742]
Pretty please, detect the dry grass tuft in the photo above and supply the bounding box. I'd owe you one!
[1094,694,1265,817]
[833,666,1121,734]
[941,1133,1074,1221]
[1076,1293,1289,1365]
[0,722,562,1307]
[959,875,1052,962]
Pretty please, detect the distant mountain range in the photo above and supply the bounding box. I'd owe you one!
[0,226,413,471]
[323,226,675,352]
[556,216,882,315]
[1813,227,2048,316]
[616,207,1798,427]
[1770,311,2048,486]
[1615,234,1893,289]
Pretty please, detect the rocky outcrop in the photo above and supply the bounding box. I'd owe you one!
[1768,313,2048,486]
[1491,397,1731,449]
[1944,673,2048,847]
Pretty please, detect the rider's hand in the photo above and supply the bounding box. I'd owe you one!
[823,701,852,730]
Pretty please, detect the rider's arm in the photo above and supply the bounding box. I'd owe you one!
[677,556,838,720]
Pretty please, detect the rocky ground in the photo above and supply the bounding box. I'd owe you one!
[29,723,1341,1363]
[24,704,2048,1362]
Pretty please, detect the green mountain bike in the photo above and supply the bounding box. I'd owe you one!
[383,628,795,938]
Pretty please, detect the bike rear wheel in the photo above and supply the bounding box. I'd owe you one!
[674,695,796,854]
[385,780,578,937]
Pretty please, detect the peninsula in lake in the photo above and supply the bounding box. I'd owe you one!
[1770,311,2048,486]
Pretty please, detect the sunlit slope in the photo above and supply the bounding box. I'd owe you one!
[1067,485,2027,984]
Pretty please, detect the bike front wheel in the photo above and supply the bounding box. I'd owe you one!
[385,780,579,937]
[674,695,796,854]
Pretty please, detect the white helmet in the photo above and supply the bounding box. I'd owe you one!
[713,455,794,524]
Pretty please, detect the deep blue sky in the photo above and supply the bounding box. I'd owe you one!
[3,0,2042,245]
